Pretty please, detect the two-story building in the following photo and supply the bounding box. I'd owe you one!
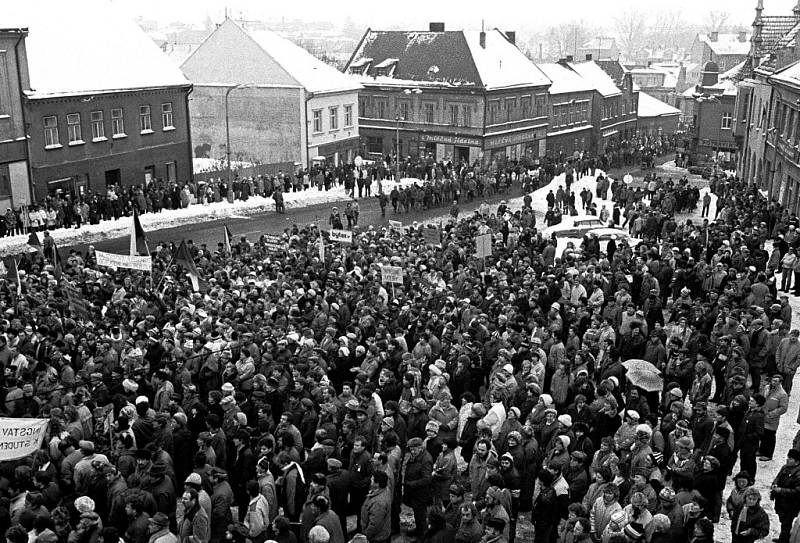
[690,31,751,72]
[182,19,362,169]
[345,25,551,165]
[10,0,193,200]
[570,60,639,154]
[0,28,30,211]
[537,62,595,158]
[578,38,619,61]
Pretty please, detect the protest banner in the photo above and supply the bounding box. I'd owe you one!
[262,234,284,253]
[475,234,493,258]
[0,418,48,461]
[329,229,353,244]
[380,265,404,285]
[95,250,152,272]
[389,220,403,231]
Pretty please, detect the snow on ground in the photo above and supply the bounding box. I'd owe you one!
[192,157,255,173]
[0,178,421,256]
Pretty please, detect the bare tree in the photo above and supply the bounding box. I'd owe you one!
[545,20,590,60]
[614,8,649,61]
[706,10,730,33]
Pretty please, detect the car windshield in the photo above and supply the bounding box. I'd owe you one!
[574,219,603,228]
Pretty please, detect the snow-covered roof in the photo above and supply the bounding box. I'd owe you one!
[347,28,549,91]
[769,59,800,88]
[462,30,551,90]
[247,29,362,94]
[582,37,616,51]
[569,61,622,97]
[537,63,594,95]
[6,0,189,99]
[637,92,680,118]
[698,33,751,56]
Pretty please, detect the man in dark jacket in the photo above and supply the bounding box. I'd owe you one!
[326,458,350,539]
[348,435,374,533]
[739,394,766,480]
[231,429,256,521]
[361,471,392,543]
[402,437,433,537]
[771,449,800,543]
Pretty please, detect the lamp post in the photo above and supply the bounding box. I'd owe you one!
[395,88,422,181]
[225,83,255,186]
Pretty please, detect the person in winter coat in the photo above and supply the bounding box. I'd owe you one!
[590,483,622,538]
[402,437,433,536]
[760,375,789,461]
[534,469,562,543]
[776,330,800,395]
[730,487,770,543]
[739,394,766,479]
[360,471,391,543]
[455,502,483,543]
[772,449,800,543]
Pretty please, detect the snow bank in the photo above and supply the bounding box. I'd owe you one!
[0,177,421,255]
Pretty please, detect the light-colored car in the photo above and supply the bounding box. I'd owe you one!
[542,216,628,240]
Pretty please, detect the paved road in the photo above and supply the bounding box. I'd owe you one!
[67,158,673,254]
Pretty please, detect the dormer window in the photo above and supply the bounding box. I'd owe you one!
[374,58,399,77]
[349,58,372,75]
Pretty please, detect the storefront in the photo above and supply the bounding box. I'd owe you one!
[419,133,483,164]
[483,127,547,165]
[314,136,361,166]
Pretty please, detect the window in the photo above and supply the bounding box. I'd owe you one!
[424,103,434,123]
[399,102,409,121]
[111,108,125,137]
[329,106,338,130]
[43,116,59,147]
[488,101,499,124]
[535,96,546,117]
[505,98,515,121]
[358,98,367,116]
[67,113,83,144]
[721,112,733,130]
[312,109,323,133]
[521,97,531,119]
[139,105,152,133]
[449,105,458,126]
[462,105,471,127]
[344,105,353,127]
[367,136,382,154]
[377,100,387,119]
[161,103,174,129]
[91,111,105,140]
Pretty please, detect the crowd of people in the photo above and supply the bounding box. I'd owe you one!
[0,155,795,543]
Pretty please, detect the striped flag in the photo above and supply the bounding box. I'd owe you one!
[175,240,201,292]
[62,280,91,321]
[52,242,63,281]
[223,224,233,255]
[130,208,150,257]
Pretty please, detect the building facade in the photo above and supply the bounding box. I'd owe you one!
[762,63,800,212]
[637,91,681,138]
[537,62,595,158]
[346,25,551,166]
[8,0,193,201]
[690,32,751,71]
[182,19,361,169]
[0,29,31,211]
[26,88,191,199]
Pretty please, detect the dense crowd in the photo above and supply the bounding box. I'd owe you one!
[0,161,795,543]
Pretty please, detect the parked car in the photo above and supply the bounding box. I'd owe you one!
[541,216,628,240]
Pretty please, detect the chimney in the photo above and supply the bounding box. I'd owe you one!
[429,22,445,32]
[585,53,593,61]
[566,54,574,62]
[506,31,516,45]
[709,31,719,42]
[479,31,486,48]
[738,30,747,42]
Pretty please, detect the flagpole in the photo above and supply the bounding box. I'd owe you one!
[153,251,175,293]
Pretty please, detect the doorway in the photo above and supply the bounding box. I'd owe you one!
[454,146,470,164]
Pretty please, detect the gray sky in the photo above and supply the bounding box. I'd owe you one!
[114,0,800,29]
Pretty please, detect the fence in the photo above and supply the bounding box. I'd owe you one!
[193,161,296,184]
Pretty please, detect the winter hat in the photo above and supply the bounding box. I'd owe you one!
[425,420,440,433]
[624,522,645,541]
[558,414,573,428]
[650,514,671,533]
[559,435,571,449]
[74,496,95,514]
[659,487,676,503]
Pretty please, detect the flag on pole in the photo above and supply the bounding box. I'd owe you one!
[27,231,41,252]
[3,257,21,296]
[175,240,201,292]
[52,242,63,281]
[223,224,233,256]
[130,208,150,257]
[62,280,91,321]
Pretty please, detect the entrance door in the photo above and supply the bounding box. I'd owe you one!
[144,165,155,186]
[105,169,121,187]
[454,146,470,164]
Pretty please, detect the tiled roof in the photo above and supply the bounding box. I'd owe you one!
[742,17,800,79]
[698,33,751,56]
[347,29,550,90]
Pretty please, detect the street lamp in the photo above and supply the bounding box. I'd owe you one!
[225,83,255,186]
[396,88,421,180]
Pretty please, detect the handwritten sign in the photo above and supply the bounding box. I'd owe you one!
[262,234,284,253]
[475,234,493,258]
[329,229,353,244]
[0,418,48,460]
[380,265,404,285]
[389,220,404,232]
[95,251,152,272]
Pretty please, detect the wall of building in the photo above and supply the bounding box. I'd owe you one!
[638,115,679,137]
[307,90,360,165]
[26,86,192,199]
[189,85,304,170]
[0,31,32,209]
[691,95,736,164]
[735,78,771,187]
